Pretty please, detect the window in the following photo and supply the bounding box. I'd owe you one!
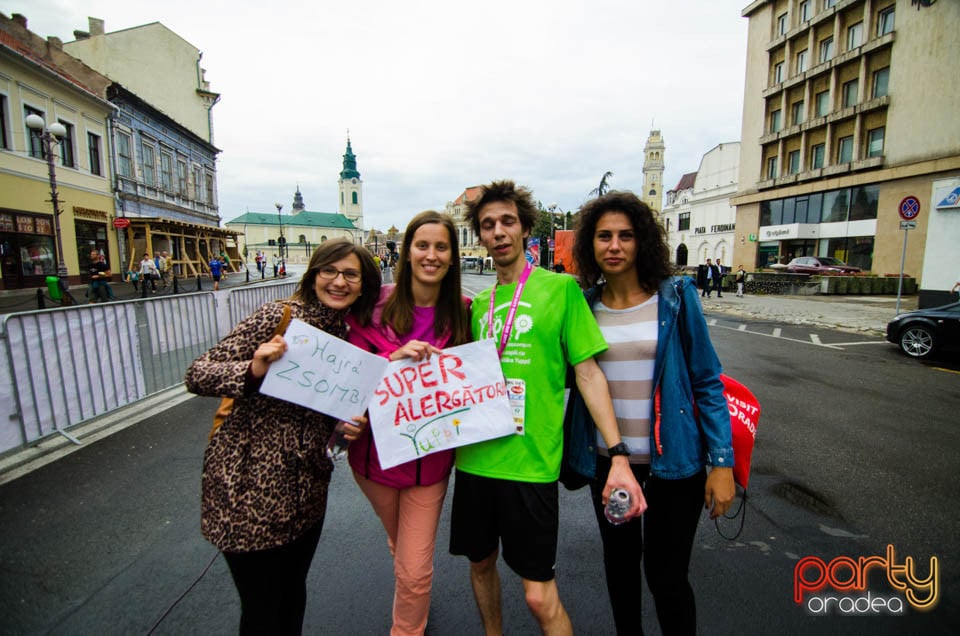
[819,37,834,64]
[877,6,895,35]
[205,171,215,205]
[849,185,879,221]
[0,95,9,150]
[192,165,203,199]
[352,192,358,205]
[56,120,75,168]
[847,22,863,50]
[842,79,859,108]
[160,151,173,190]
[825,0,837,7]
[87,132,102,176]
[141,141,156,186]
[678,212,690,231]
[796,49,808,73]
[811,143,825,169]
[792,101,805,125]
[867,127,884,157]
[777,13,788,35]
[771,109,782,133]
[25,106,45,158]
[116,131,132,177]
[816,90,831,116]
[774,62,784,84]
[789,150,801,174]
[177,159,188,196]
[822,189,849,223]
[767,156,779,179]
[837,135,854,163]
[872,67,889,98]
[799,0,810,22]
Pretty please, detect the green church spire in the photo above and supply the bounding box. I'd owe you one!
[340,137,360,180]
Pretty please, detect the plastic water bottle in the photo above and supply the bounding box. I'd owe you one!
[604,488,631,525]
[326,423,350,461]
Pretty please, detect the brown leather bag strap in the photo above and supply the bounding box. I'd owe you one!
[276,303,292,336]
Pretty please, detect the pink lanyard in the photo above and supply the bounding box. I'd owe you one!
[488,262,533,358]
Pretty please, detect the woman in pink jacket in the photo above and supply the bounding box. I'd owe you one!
[346,210,471,635]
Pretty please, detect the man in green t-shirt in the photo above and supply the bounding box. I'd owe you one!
[450,180,645,635]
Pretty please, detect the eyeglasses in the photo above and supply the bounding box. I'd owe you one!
[317,266,362,284]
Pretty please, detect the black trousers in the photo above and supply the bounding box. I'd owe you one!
[222,521,324,636]
[590,457,706,636]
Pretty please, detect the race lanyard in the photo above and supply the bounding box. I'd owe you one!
[488,262,533,358]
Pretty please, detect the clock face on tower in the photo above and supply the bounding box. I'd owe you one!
[351,179,357,184]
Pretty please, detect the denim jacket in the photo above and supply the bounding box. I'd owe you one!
[565,276,734,480]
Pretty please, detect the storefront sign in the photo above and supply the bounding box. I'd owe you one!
[73,207,109,220]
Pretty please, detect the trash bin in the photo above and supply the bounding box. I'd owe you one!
[46,275,62,301]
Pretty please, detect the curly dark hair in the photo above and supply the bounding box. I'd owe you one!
[573,191,672,293]
[465,180,538,247]
[292,238,381,324]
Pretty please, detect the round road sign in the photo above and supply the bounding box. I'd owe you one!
[899,196,920,221]
[112,217,131,229]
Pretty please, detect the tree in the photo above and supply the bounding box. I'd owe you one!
[589,171,614,198]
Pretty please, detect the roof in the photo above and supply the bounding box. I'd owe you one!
[0,31,107,101]
[454,186,484,205]
[224,211,358,230]
[668,171,698,193]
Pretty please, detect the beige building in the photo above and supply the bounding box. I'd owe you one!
[642,129,665,214]
[0,13,117,291]
[732,0,960,305]
[445,186,482,257]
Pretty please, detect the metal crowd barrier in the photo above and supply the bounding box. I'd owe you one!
[0,282,297,457]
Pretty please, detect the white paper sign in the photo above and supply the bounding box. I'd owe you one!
[260,319,389,421]
[368,339,515,470]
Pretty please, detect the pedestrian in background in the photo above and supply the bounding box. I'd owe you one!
[569,191,734,635]
[713,259,725,298]
[346,211,471,635]
[126,262,140,293]
[209,255,224,291]
[87,249,111,303]
[139,253,158,293]
[184,239,381,635]
[736,265,746,297]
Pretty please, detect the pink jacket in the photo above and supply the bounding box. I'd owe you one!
[345,285,465,489]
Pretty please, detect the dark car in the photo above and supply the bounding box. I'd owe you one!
[886,301,960,359]
[786,256,862,274]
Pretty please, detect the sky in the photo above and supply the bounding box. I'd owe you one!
[6,0,750,234]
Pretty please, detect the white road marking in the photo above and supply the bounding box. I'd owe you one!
[810,334,822,345]
[772,327,782,338]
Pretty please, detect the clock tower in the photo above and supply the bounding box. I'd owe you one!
[642,129,665,214]
[338,136,364,230]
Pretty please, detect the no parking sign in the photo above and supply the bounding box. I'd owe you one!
[898,196,920,221]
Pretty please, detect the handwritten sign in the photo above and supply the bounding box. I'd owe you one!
[260,319,389,421]
[368,340,515,470]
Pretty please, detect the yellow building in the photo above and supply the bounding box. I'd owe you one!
[732,0,960,305]
[1,13,117,291]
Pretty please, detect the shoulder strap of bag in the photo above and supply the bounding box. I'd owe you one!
[208,303,292,441]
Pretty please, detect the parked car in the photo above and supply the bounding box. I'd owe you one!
[786,256,862,274]
[886,301,960,359]
[462,256,480,270]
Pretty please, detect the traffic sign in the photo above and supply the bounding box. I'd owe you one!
[899,221,917,230]
[898,196,920,221]
[112,217,131,229]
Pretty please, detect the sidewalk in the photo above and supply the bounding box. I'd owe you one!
[700,290,917,336]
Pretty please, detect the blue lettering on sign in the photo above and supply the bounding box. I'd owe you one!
[936,186,960,208]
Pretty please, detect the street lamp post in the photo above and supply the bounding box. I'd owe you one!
[274,202,285,261]
[25,114,71,304]
[548,203,564,268]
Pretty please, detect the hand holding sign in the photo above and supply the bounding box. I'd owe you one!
[259,319,389,421]
[368,340,515,470]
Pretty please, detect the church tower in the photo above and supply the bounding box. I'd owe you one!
[338,136,363,230]
[642,129,665,214]
[292,185,305,215]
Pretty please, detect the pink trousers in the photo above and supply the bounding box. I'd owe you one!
[353,471,449,636]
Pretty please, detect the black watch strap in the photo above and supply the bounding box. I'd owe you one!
[608,442,630,457]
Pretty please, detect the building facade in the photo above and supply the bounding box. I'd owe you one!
[445,186,482,257]
[338,137,364,230]
[0,12,117,290]
[662,142,741,268]
[732,0,960,304]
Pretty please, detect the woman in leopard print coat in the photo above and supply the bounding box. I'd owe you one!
[185,238,380,634]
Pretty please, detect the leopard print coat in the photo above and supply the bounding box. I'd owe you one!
[184,299,346,553]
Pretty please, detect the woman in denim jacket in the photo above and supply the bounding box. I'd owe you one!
[566,191,734,635]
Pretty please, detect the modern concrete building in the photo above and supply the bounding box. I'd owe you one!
[731,0,960,305]
[0,12,117,290]
[661,142,741,268]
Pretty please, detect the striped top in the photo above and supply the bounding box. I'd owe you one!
[593,294,659,465]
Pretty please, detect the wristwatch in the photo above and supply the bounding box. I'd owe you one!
[607,442,630,457]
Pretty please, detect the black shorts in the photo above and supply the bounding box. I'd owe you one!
[212,274,222,281]
[449,470,559,582]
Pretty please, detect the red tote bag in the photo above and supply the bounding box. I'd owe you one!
[719,374,760,490]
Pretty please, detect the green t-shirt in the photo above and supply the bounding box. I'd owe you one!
[456,267,608,482]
